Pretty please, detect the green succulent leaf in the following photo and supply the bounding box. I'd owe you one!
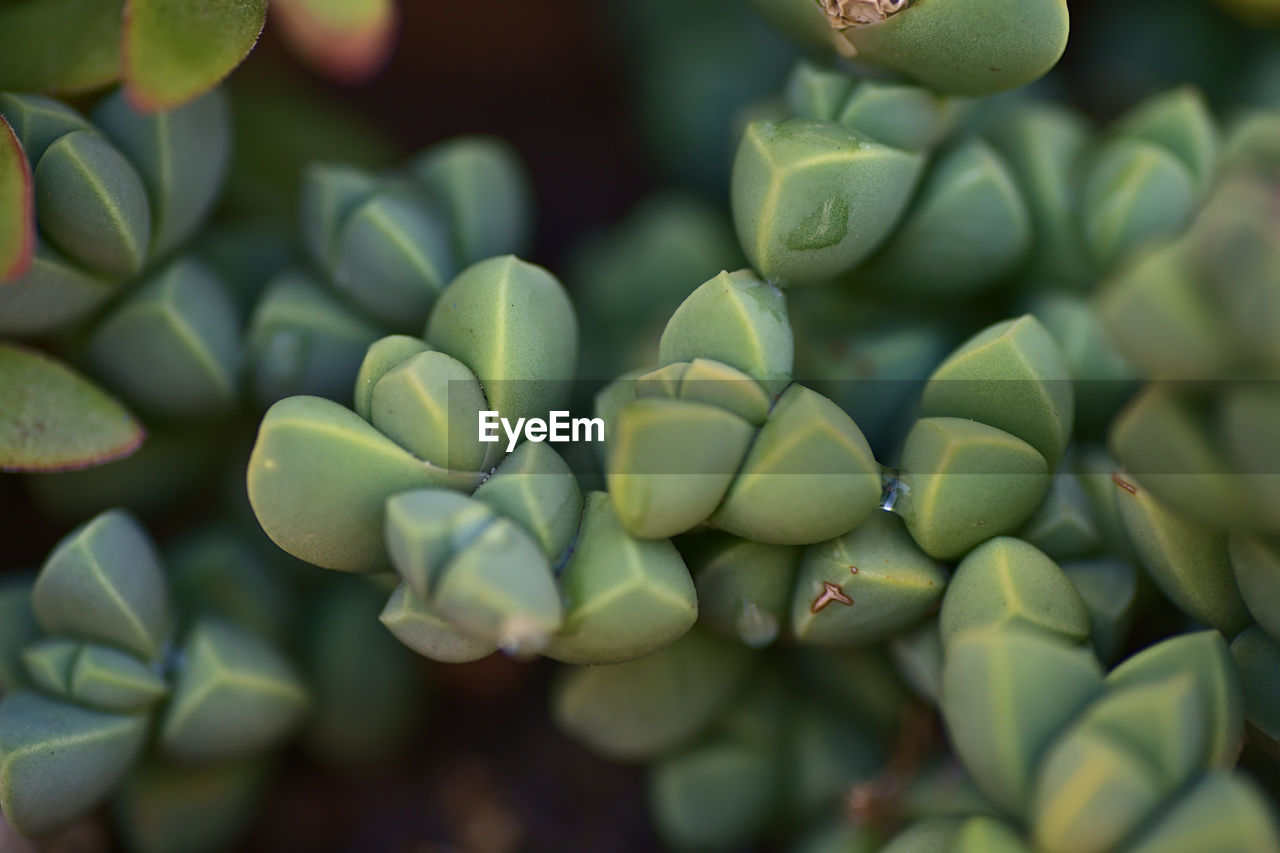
[1019,470,1102,562]
[552,628,753,762]
[0,576,39,692]
[658,269,794,392]
[606,398,756,540]
[1082,138,1196,270]
[1113,475,1252,636]
[471,441,584,560]
[160,619,307,761]
[732,119,923,284]
[431,517,563,656]
[861,140,1030,298]
[1114,86,1219,194]
[0,690,149,837]
[0,0,124,96]
[121,0,267,111]
[352,334,431,421]
[32,509,171,658]
[897,417,1050,561]
[367,349,490,472]
[638,359,773,426]
[785,62,854,122]
[1230,535,1280,641]
[1123,772,1280,853]
[545,492,698,665]
[712,384,882,545]
[21,638,81,697]
[384,489,496,599]
[379,581,496,663]
[952,816,1032,853]
[246,395,478,572]
[941,627,1104,815]
[246,270,382,407]
[939,537,1090,650]
[1030,725,1163,853]
[330,189,455,330]
[649,737,776,853]
[1107,631,1244,769]
[87,258,243,419]
[880,820,963,853]
[298,163,378,269]
[986,106,1095,288]
[790,511,945,645]
[70,643,168,711]
[410,135,533,265]
[836,0,1069,96]
[1231,626,1280,744]
[0,114,35,282]
[33,129,151,278]
[0,342,144,472]
[837,80,954,152]
[92,88,231,257]
[425,255,577,426]
[890,620,944,704]
[921,315,1074,467]
[1061,559,1137,664]
[0,93,95,163]
[685,533,798,649]
[0,244,118,337]
[1095,241,1233,379]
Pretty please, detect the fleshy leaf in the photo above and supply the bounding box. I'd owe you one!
[1107,631,1244,769]
[33,129,151,279]
[544,492,698,665]
[658,269,794,392]
[471,441,583,560]
[246,394,477,572]
[71,643,168,711]
[731,119,923,284]
[425,255,577,426]
[31,508,171,659]
[686,533,798,649]
[0,0,123,96]
[1123,772,1280,853]
[711,384,881,545]
[122,0,268,111]
[0,343,144,472]
[379,582,496,663]
[87,258,243,419]
[939,537,1090,649]
[410,135,534,265]
[897,417,1050,561]
[0,114,34,282]
[790,511,946,646]
[552,628,754,762]
[160,619,307,761]
[0,691,149,837]
[0,244,118,337]
[92,88,232,256]
[941,627,1103,815]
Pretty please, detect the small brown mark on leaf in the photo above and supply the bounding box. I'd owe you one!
[811,581,853,613]
[1113,473,1137,495]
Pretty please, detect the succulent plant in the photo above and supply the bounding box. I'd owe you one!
[0,0,399,112]
[743,0,1070,96]
[0,509,307,840]
[245,135,534,408]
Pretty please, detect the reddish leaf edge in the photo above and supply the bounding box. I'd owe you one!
[0,114,36,283]
[0,342,148,473]
[271,0,400,84]
[119,0,268,113]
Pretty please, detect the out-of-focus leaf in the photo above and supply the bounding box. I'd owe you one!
[0,343,144,473]
[0,115,35,282]
[122,0,267,111]
[272,0,399,83]
[0,0,123,96]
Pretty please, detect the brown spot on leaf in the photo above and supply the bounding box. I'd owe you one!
[1112,472,1138,495]
[811,581,853,613]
